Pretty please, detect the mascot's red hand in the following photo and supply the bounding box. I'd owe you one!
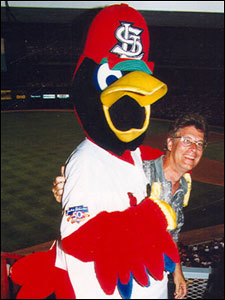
[62,198,180,295]
[10,242,75,299]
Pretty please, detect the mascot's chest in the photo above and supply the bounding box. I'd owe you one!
[63,139,149,214]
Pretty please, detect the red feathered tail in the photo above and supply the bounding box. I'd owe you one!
[10,241,75,299]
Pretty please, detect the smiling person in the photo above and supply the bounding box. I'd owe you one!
[142,112,208,299]
[52,111,208,299]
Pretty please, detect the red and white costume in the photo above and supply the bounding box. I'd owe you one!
[56,138,168,298]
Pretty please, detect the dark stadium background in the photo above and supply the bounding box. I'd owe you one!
[1,4,224,126]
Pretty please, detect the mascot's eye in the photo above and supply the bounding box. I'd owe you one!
[95,63,123,91]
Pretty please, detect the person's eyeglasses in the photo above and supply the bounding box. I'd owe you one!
[172,136,207,151]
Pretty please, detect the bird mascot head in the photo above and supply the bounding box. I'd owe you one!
[71,3,167,155]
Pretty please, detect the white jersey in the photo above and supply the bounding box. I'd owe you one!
[56,138,168,299]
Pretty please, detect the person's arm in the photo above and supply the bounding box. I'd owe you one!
[173,243,187,299]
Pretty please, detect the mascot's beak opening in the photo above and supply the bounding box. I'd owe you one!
[100,71,167,142]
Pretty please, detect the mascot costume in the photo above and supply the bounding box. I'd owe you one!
[11,4,181,299]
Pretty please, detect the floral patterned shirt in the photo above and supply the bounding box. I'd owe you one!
[143,155,188,242]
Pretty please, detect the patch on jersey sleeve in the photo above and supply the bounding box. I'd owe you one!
[66,205,90,224]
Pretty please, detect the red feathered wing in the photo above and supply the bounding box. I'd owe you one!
[62,198,180,295]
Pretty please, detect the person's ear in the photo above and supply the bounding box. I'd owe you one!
[167,137,173,151]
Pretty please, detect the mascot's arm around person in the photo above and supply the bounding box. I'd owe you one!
[10,4,180,299]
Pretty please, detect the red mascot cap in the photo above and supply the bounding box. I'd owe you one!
[73,3,154,79]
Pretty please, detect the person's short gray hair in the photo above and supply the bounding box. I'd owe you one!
[164,112,209,151]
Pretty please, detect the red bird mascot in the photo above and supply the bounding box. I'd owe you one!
[11,4,180,299]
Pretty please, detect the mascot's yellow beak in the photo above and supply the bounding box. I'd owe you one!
[100,71,167,142]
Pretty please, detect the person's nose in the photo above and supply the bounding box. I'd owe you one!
[189,142,198,151]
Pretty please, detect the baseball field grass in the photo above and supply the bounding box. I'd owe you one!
[1,111,224,252]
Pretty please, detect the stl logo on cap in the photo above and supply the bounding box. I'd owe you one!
[111,22,144,59]
[72,3,154,76]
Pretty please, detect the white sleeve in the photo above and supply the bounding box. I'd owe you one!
[60,149,103,239]
[57,143,111,274]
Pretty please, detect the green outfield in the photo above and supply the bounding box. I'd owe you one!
[1,111,224,252]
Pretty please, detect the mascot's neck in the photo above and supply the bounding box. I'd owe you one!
[109,148,135,165]
[87,137,135,165]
